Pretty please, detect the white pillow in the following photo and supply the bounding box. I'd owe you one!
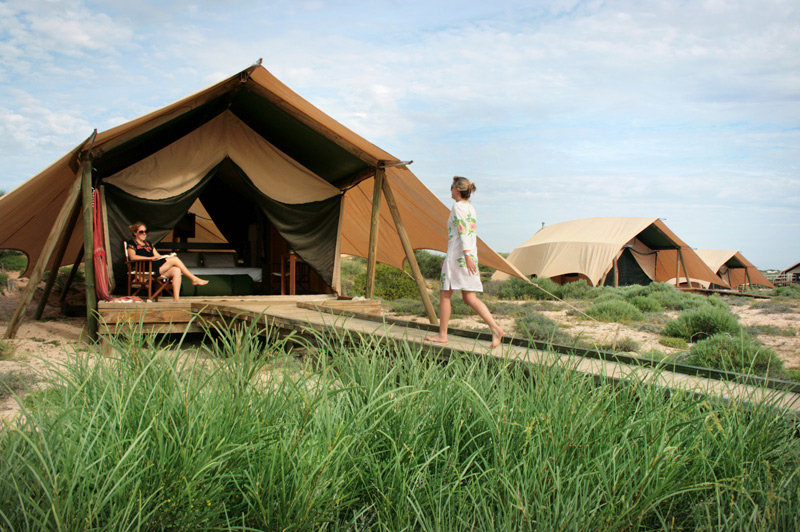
[202,252,236,268]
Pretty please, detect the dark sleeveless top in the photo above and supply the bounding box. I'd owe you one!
[126,239,166,272]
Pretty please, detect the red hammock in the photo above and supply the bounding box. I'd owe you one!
[93,188,142,303]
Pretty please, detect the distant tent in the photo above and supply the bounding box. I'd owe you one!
[491,217,728,288]
[0,63,524,296]
[694,250,774,289]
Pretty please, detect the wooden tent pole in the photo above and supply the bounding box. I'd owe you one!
[80,151,98,341]
[33,199,82,320]
[745,268,752,291]
[58,245,84,307]
[4,175,82,339]
[381,176,438,325]
[678,248,691,289]
[365,167,384,299]
[675,251,680,287]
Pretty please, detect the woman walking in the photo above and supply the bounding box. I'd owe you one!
[425,177,504,348]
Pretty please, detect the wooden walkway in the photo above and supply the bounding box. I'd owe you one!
[98,296,800,417]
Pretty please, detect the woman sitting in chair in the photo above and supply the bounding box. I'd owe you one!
[126,221,208,301]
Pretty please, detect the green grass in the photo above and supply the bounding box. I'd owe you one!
[0,339,14,361]
[0,251,27,272]
[1,321,799,530]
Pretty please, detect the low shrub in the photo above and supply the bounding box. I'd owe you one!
[630,295,663,313]
[772,285,800,298]
[751,300,797,314]
[585,300,644,323]
[651,289,707,311]
[352,263,419,300]
[0,339,14,361]
[659,336,688,350]
[0,251,27,272]
[662,305,741,342]
[559,279,598,300]
[487,277,560,300]
[387,298,425,316]
[0,271,8,290]
[686,333,784,377]
[598,336,640,353]
[744,324,796,337]
[514,312,579,346]
[414,250,444,280]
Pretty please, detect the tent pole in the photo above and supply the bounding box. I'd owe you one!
[4,175,82,339]
[59,245,84,308]
[365,167,384,299]
[745,268,752,291]
[80,150,98,341]
[381,176,438,326]
[33,198,82,320]
[678,248,691,289]
[614,257,619,287]
[675,251,680,287]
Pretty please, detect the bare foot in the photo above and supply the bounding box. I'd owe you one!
[425,334,448,344]
[490,328,505,348]
[192,278,209,286]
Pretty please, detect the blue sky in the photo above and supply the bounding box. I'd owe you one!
[1,0,798,268]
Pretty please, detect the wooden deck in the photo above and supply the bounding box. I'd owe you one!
[98,295,800,417]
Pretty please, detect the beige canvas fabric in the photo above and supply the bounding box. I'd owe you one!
[0,64,524,282]
[104,112,339,203]
[695,249,774,289]
[492,217,727,287]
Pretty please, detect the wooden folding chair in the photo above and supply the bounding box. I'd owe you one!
[125,245,174,301]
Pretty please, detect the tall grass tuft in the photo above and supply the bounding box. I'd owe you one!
[1,324,799,530]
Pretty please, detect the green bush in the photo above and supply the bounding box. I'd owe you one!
[772,286,800,298]
[340,256,366,296]
[0,271,8,290]
[659,336,688,350]
[514,312,579,346]
[630,295,663,313]
[598,336,640,353]
[662,305,741,342]
[387,298,426,316]
[559,279,599,300]
[486,277,556,300]
[585,300,644,323]
[353,263,419,301]
[687,333,784,377]
[414,250,444,280]
[0,251,27,272]
[651,289,707,311]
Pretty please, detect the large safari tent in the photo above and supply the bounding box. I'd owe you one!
[492,217,728,288]
[694,249,774,289]
[0,62,523,339]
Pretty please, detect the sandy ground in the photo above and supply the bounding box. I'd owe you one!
[2,272,799,423]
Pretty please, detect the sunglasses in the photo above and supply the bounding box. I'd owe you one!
[137,230,147,234]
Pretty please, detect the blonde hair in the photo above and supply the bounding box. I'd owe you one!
[128,221,146,235]
[452,176,476,199]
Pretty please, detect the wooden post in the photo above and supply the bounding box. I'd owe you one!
[675,250,680,287]
[4,176,82,339]
[34,199,81,320]
[744,268,752,291]
[678,248,691,289]
[58,246,84,307]
[365,167,384,299]
[381,176,439,325]
[80,152,98,341]
[613,256,619,287]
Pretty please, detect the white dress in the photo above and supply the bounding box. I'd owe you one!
[441,200,483,292]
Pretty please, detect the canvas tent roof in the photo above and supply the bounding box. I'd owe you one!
[695,249,774,289]
[492,217,728,288]
[0,63,524,286]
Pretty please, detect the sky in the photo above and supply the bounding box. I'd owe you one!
[1,0,798,269]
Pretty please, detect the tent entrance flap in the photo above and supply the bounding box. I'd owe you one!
[103,157,342,294]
